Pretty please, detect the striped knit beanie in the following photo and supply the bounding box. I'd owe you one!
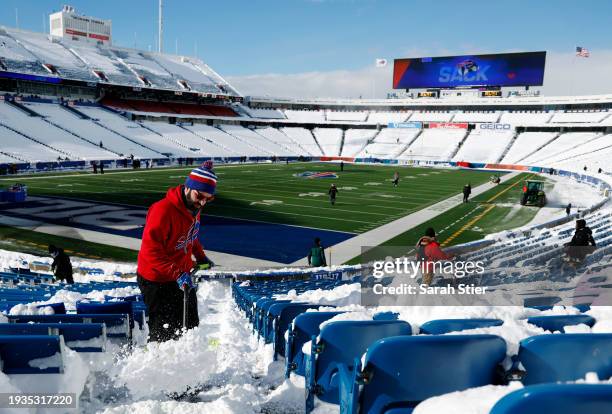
[185,164,217,194]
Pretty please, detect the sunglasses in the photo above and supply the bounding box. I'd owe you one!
[193,191,215,202]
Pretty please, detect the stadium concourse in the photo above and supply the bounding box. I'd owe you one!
[1,20,612,414]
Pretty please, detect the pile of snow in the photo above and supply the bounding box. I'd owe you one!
[8,303,56,315]
[273,282,361,306]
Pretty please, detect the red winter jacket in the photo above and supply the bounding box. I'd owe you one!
[416,236,453,273]
[137,185,207,283]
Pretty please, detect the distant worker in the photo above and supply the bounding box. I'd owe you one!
[99,140,103,148]
[415,227,453,286]
[307,237,327,267]
[392,171,400,187]
[491,175,500,185]
[462,183,471,203]
[48,244,74,284]
[566,203,572,216]
[598,168,603,174]
[99,162,104,175]
[584,166,587,172]
[92,161,98,174]
[329,183,339,206]
[340,161,344,172]
[564,219,596,264]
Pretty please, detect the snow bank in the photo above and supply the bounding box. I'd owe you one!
[113,327,219,399]
[273,283,361,306]
[413,382,524,414]
[8,302,55,315]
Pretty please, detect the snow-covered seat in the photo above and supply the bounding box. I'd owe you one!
[304,320,412,411]
[0,334,64,374]
[0,323,106,352]
[419,318,503,334]
[490,384,612,414]
[517,334,612,385]
[338,335,506,414]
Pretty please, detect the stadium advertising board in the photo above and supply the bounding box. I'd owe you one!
[387,121,422,129]
[477,123,513,132]
[429,122,468,129]
[393,51,546,89]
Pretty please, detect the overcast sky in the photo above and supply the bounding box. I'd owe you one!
[2,0,612,98]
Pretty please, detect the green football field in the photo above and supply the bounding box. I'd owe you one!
[0,163,546,262]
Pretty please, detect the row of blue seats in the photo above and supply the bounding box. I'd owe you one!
[298,317,610,413]
[234,281,608,413]
[0,294,148,375]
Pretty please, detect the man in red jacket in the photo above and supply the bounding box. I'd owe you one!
[415,227,453,286]
[137,162,217,342]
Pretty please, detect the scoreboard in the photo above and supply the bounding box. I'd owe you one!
[393,52,546,89]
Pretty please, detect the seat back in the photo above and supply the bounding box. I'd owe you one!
[0,335,64,374]
[490,384,612,414]
[419,318,503,334]
[8,314,129,339]
[313,320,412,404]
[360,335,506,414]
[77,300,134,329]
[0,323,106,352]
[37,302,67,314]
[286,311,343,377]
[519,334,612,385]
[526,315,596,333]
[270,303,320,356]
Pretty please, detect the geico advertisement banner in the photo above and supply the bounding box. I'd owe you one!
[428,122,468,129]
[477,123,514,132]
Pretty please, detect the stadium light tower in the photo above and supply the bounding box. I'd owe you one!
[158,0,163,53]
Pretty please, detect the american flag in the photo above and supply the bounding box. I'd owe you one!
[576,46,590,58]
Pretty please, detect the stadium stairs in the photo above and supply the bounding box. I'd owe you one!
[514,132,562,165]
[86,106,169,158]
[61,103,91,120]
[495,129,521,163]
[309,129,326,155]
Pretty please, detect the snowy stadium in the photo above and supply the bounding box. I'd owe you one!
[0,3,611,414]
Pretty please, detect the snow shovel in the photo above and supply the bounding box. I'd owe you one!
[182,268,199,330]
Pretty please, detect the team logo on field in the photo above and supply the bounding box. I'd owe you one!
[293,171,338,179]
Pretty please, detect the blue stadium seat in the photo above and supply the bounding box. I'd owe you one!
[372,311,399,321]
[257,299,291,339]
[0,335,64,374]
[419,318,503,335]
[268,302,321,359]
[76,300,137,333]
[305,319,412,412]
[8,314,130,339]
[517,334,612,385]
[0,323,106,352]
[37,302,67,314]
[526,314,596,333]
[490,384,612,414]
[285,311,344,378]
[339,334,507,414]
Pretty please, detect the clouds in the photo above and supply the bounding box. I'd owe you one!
[227,50,612,99]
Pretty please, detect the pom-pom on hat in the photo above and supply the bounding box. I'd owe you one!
[185,164,217,194]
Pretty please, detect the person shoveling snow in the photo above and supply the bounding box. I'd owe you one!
[137,163,217,343]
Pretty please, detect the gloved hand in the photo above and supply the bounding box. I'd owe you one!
[177,272,194,291]
[196,256,215,271]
